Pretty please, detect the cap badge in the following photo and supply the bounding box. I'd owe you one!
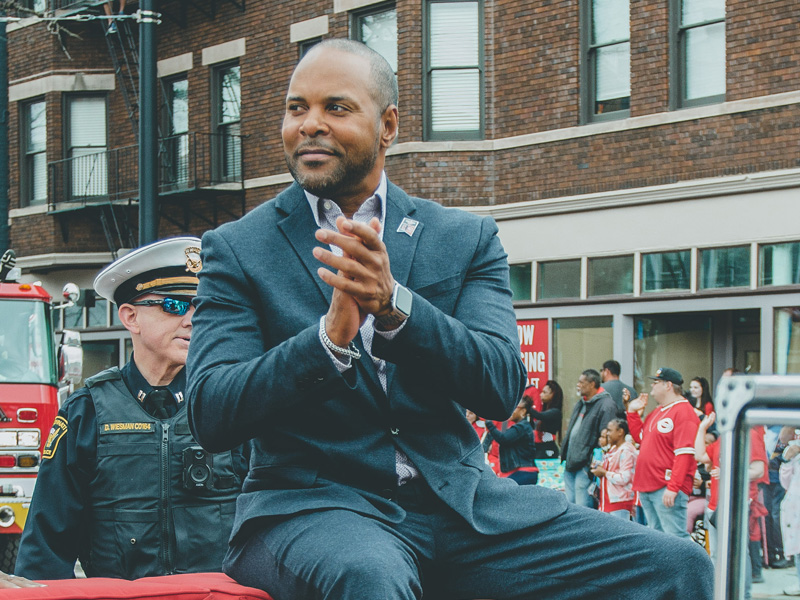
[185,247,202,273]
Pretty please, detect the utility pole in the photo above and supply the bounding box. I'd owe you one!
[0,13,10,253]
[138,0,158,246]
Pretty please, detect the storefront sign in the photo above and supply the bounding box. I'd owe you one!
[517,319,549,388]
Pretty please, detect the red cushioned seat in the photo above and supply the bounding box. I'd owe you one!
[3,573,273,600]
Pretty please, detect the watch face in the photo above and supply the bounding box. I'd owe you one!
[394,284,413,316]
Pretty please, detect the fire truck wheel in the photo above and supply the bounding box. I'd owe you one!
[0,534,20,574]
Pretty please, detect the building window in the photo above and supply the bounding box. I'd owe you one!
[352,3,397,75]
[22,0,46,12]
[588,255,633,297]
[554,316,613,431]
[760,242,800,287]
[634,314,712,392]
[582,0,630,122]
[21,100,47,206]
[509,263,532,301]
[66,95,107,199]
[775,307,800,374]
[299,38,321,58]
[672,0,725,107]
[212,63,241,182]
[162,77,190,188]
[642,250,691,292]
[424,0,482,140]
[538,259,581,300]
[699,246,749,290]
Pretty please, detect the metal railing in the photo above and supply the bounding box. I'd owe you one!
[48,132,244,210]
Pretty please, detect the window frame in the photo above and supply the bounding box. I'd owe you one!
[350,1,398,76]
[669,0,726,109]
[63,93,109,200]
[20,98,47,207]
[161,75,190,189]
[210,61,242,183]
[423,0,484,142]
[580,0,631,124]
[298,38,322,59]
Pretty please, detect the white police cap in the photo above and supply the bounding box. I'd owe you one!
[94,236,202,305]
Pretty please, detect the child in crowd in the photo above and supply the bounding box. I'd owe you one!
[591,419,638,518]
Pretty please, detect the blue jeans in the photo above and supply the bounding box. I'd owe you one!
[508,470,538,486]
[564,466,594,508]
[639,488,690,539]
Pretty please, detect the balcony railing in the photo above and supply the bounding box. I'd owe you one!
[48,132,244,211]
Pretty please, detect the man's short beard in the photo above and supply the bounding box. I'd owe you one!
[285,144,380,200]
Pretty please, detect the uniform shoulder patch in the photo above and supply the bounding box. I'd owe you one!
[43,416,68,460]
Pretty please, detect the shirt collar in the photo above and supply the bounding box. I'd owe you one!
[304,172,387,240]
[121,355,187,405]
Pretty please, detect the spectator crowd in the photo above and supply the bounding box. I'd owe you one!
[471,360,800,597]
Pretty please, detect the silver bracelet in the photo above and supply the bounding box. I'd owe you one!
[319,316,361,359]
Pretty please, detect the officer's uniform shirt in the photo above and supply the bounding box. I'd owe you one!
[15,359,245,580]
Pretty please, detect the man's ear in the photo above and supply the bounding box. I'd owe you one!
[117,304,140,335]
[380,105,399,149]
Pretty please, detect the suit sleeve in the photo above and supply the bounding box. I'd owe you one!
[186,228,352,452]
[15,394,95,579]
[372,216,526,420]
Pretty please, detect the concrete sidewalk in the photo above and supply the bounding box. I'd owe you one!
[753,565,799,599]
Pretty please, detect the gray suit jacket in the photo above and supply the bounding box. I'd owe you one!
[186,181,568,541]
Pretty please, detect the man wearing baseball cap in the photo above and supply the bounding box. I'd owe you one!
[16,237,247,580]
[625,367,701,538]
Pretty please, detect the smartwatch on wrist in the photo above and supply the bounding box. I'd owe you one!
[375,282,412,330]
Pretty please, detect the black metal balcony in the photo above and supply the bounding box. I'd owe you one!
[47,132,244,212]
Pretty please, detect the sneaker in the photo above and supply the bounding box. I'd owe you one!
[784,588,800,596]
[771,557,791,569]
[106,21,117,34]
[752,573,764,583]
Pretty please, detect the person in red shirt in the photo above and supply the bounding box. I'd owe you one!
[696,413,721,562]
[626,367,700,539]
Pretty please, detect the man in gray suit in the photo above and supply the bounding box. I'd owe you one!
[187,39,712,599]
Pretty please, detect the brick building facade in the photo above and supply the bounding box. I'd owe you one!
[5,0,800,407]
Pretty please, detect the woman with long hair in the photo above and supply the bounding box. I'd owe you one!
[689,377,714,416]
[528,380,563,459]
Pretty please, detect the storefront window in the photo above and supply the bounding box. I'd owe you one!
[63,304,84,329]
[111,303,121,326]
[509,263,532,301]
[699,246,750,290]
[538,260,581,300]
[80,340,118,387]
[588,255,633,297]
[634,313,712,394]
[774,307,800,374]
[642,250,691,292]
[87,298,108,328]
[760,242,800,287]
[553,316,613,433]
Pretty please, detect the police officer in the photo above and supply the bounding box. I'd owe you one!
[16,237,247,580]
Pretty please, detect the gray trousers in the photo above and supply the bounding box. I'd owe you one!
[224,480,713,600]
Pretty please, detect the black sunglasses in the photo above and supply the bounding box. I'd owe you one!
[130,297,192,316]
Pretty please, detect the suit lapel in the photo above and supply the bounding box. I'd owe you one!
[383,183,423,288]
[382,183,423,394]
[276,184,332,306]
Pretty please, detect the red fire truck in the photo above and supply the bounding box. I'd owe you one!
[0,251,83,572]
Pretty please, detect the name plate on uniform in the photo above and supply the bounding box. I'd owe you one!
[101,422,155,434]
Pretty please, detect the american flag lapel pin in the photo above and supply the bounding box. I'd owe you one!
[397,217,419,237]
